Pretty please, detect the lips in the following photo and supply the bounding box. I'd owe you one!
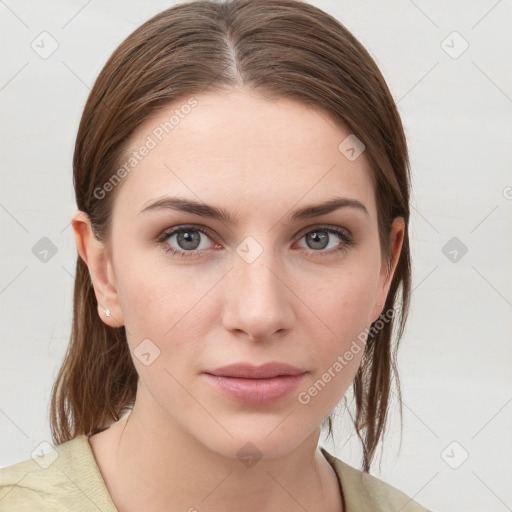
[204,362,307,379]
[203,362,307,405]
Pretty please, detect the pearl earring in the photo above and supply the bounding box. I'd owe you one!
[102,295,111,317]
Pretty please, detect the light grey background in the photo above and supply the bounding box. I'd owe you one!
[1,1,511,511]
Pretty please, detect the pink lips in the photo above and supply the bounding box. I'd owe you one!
[203,362,307,405]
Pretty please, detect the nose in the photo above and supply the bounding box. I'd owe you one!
[221,245,296,341]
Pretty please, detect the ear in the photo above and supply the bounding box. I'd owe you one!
[71,210,124,327]
[371,216,405,322]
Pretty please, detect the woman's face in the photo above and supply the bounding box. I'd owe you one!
[94,89,403,458]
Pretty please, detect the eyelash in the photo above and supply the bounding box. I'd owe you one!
[155,224,354,258]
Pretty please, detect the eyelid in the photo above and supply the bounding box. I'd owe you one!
[294,223,353,243]
[156,224,217,243]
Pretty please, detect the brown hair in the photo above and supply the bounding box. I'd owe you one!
[50,0,411,472]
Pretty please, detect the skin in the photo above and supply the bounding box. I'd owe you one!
[72,88,404,512]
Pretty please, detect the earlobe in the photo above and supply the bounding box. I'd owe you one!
[71,210,124,327]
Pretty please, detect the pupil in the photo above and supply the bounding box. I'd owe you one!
[177,231,200,250]
[307,231,328,250]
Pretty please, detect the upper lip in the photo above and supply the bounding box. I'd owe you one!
[204,362,307,379]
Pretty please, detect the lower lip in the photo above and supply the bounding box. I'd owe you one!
[203,373,306,405]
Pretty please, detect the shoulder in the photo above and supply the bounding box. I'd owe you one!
[0,435,117,512]
[320,447,432,512]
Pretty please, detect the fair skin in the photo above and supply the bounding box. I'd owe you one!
[72,88,404,512]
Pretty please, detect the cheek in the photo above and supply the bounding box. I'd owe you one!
[294,272,375,413]
[113,248,220,349]
[310,264,378,338]
[114,260,173,338]
[300,257,379,376]
[113,261,206,398]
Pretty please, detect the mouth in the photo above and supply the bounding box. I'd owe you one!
[204,361,307,379]
[203,362,307,405]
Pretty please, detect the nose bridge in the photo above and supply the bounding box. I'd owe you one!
[222,236,294,338]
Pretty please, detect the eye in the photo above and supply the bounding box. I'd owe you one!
[157,226,218,256]
[296,226,353,254]
[155,224,353,258]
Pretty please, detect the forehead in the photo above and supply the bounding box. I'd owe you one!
[111,89,376,221]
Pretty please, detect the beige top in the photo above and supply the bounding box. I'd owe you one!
[0,435,431,511]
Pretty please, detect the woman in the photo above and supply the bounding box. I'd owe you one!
[0,0,431,510]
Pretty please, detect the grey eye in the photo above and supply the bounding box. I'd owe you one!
[176,230,202,250]
[305,230,330,250]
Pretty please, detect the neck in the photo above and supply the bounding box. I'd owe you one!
[89,386,343,512]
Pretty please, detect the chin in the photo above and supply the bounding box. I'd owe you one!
[189,413,315,462]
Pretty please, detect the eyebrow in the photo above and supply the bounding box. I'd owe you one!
[138,196,369,223]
